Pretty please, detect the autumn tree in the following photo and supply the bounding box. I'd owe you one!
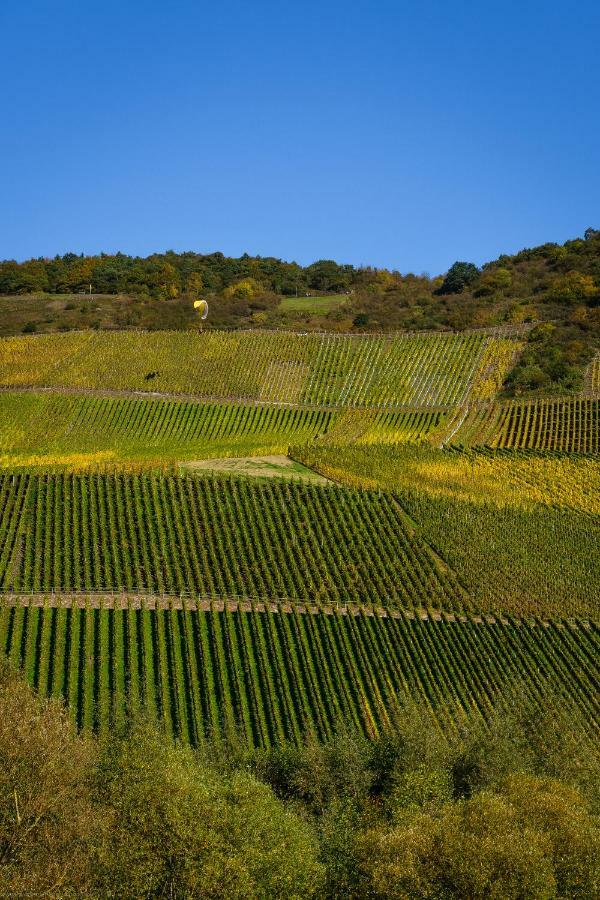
[185,270,204,299]
[0,663,104,897]
[92,723,324,899]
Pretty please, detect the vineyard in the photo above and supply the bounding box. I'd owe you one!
[0,472,468,611]
[0,329,520,408]
[397,488,600,620]
[0,391,454,470]
[450,396,600,453]
[0,327,598,751]
[295,442,600,515]
[0,391,334,468]
[0,601,597,745]
[491,397,599,452]
[293,443,600,619]
[315,407,447,445]
[2,390,597,469]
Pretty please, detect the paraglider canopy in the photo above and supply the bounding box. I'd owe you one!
[193,299,208,320]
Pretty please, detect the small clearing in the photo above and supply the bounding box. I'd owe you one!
[278,294,348,314]
[181,454,330,484]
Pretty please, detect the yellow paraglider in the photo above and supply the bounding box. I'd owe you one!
[193,299,209,320]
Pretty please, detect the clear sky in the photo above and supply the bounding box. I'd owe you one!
[1,0,599,275]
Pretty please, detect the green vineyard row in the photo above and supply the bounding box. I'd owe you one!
[0,392,333,466]
[0,329,518,407]
[0,391,450,468]
[0,472,468,610]
[0,603,597,746]
[452,397,599,453]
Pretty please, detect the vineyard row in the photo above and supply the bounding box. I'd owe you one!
[0,603,597,747]
[0,329,519,407]
[0,391,333,459]
[452,397,599,453]
[0,472,469,610]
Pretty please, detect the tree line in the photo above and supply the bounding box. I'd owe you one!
[0,251,360,299]
[2,229,598,305]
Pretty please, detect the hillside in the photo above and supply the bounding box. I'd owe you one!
[0,319,598,897]
[0,304,598,900]
[1,228,599,397]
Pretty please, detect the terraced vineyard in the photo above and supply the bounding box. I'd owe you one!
[0,327,598,752]
[0,472,467,610]
[2,390,597,468]
[0,329,520,408]
[294,443,600,619]
[491,397,599,452]
[0,602,596,746]
[0,391,453,470]
[0,391,333,468]
[451,397,600,452]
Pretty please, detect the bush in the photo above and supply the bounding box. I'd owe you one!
[92,723,324,899]
[0,663,103,897]
[354,776,600,899]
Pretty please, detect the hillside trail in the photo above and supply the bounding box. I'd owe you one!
[0,383,456,414]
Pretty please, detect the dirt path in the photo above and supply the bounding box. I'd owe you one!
[0,384,455,414]
[0,591,581,629]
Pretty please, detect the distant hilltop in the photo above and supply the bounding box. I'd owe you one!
[0,228,598,397]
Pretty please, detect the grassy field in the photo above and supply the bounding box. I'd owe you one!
[181,455,329,483]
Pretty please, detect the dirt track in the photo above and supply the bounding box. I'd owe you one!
[0,383,455,414]
[0,591,583,629]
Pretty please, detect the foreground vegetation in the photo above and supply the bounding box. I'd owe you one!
[1,662,598,898]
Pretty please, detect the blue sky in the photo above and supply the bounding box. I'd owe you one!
[1,0,598,275]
